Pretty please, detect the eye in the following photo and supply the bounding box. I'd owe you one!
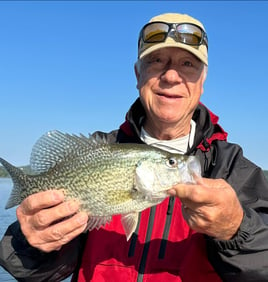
[147,53,168,65]
[182,60,193,67]
[148,57,163,65]
[166,157,178,168]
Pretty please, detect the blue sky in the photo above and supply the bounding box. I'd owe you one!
[0,1,268,169]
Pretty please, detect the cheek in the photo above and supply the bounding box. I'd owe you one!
[139,86,150,108]
[136,65,157,90]
[189,80,204,99]
[137,75,154,104]
[137,74,148,90]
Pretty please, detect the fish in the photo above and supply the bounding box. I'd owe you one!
[0,130,201,240]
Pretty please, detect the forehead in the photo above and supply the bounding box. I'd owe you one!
[144,47,202,62]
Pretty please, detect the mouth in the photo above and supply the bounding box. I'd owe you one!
[157,92,182,99]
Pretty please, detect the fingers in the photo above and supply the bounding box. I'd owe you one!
[168,178,244,240]
[167,178,229,206]
[181,204,211,232]
[168,183,208,206]
[19,190,65,214]
[19,200,79,228]
[26,212,88,252]
[16,190,89,252]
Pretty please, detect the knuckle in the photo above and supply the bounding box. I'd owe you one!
[42,244,62,253]
[17,201,30,217]
[35,212,49,227]
[196,218,207,229]
[22,196,35,211]
[27,234,40,249]
[19,222,37,244]
[203,213,214,223]
[59,234,71,245]
[51,228,64,241]
[16,206,24,220]
[56,202,71,217]
[190,188,202,202]
[190,218,206,231]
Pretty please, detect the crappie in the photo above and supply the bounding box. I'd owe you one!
[0,130,201,240]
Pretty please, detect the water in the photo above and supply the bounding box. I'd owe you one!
[0,178,71,282]
[0,178,16,282]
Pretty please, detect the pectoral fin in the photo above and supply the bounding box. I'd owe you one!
[121,212,139,241]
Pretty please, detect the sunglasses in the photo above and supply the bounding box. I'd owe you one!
[139,21,208,49]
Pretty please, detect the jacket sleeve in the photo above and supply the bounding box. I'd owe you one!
[0,221,86,282]
[205,142,268,281]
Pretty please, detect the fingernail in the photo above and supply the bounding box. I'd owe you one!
[68,200,79,212]
[77,213,88,225]
[167,188,176,196]
[53,190,64,202]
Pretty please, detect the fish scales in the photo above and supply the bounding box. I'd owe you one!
[55,144,162,215]
[0,130,201,240]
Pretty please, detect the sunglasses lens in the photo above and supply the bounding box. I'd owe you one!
[140,22,207,48]
[142,23,169,43]
[176,24,203,45]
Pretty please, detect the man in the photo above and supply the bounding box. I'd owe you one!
[1,13,268,281]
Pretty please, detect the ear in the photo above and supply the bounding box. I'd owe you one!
[134,62,140,89]
[201,65,208,95]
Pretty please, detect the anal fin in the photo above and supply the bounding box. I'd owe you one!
[121,212,139,241]
[85,216,112,231]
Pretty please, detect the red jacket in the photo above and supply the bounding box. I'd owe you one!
[2,101,268,281]
[77,198,221,281]
[76,101,225,281]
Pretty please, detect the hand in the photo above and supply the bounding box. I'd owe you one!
[168,177,244,240]
[16,190,88,252]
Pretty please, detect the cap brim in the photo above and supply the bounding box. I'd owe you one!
[139,40,208,66]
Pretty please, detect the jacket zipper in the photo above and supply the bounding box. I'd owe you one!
[137,206,156,282]
[128,213,141,257]
[135,197,175,281]
[158,197,175,259]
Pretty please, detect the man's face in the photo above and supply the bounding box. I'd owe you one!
[135,47,206,137]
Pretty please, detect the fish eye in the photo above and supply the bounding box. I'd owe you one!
[167,157,178,168]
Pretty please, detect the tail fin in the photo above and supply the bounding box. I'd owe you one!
[0,157,27,209]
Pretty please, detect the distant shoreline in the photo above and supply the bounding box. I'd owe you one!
[1,166,268,180]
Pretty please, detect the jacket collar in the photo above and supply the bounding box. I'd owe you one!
[119,98,227,152]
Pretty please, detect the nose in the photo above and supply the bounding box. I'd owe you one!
[160,67,183,84]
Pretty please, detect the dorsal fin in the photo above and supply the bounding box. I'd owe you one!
[30,130,106,173]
